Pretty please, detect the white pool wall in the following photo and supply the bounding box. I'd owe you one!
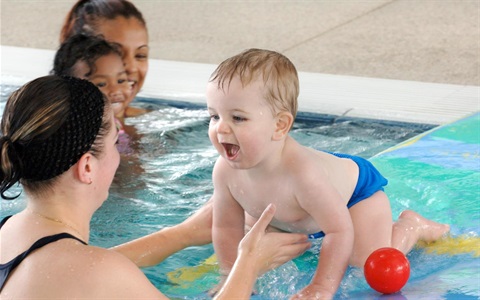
[1,45,478,125]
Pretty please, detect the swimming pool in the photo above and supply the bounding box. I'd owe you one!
[1,84,478,299]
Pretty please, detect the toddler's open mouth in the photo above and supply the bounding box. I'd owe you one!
[222,143,240,159]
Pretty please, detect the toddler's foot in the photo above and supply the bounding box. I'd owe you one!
[399,210,450,243]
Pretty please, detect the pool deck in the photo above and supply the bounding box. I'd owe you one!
[1,1,479,125]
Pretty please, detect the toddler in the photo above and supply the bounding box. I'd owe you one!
[207,48,450,299]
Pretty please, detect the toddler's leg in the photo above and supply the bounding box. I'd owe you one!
[348,191,393,266]
[391,210,450,254]
[349,191,450,266]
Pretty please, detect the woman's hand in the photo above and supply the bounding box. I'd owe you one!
[239,204,311,275]
[214,204,311,299]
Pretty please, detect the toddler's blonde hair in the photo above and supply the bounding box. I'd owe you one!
[210,48,299,121]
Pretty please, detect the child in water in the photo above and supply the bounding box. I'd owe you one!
[60,0,149,119]
[208,48,450,299]
[52,33,145,158]
[52,33,132,128]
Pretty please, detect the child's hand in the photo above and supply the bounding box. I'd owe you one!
[290,283,334,300]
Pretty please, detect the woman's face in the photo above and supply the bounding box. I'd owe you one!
[96,16,149,107]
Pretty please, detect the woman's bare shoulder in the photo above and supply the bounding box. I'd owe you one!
[72,245,166,298]
[2,241,165,299]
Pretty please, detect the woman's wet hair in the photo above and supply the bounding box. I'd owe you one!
[52,33,123,77]
[60,0,146,43]
[0,75,111,199]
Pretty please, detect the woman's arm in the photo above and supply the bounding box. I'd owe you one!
[110,199,213,267]
[112,203,309,298]
[214,204,311,299]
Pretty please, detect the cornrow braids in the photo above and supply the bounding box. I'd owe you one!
[52,33,123,77]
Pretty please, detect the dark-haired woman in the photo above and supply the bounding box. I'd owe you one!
[0,75,309,298]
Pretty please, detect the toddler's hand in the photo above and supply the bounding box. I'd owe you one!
[290,283,334,300]
[290,284,333,300]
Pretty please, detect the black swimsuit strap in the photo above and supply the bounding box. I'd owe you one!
[8,233,87,270]
[0,215,86,246]
[0,215,12,228]
[0,215,87,291]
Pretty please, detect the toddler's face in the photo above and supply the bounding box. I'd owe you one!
[73,53,132,119]
[206,76,278,169]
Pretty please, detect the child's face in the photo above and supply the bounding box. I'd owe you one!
[206,76,278,169]
[73,53,131,119]
[96,16,149,105]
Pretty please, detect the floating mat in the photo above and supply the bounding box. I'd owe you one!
[371,112,480,257]
[167,253,218,284]
[417,234,480,257]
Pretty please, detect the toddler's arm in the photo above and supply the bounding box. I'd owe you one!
[210,161,247,292]
[293,228,353,299]
[212,186,245,280]
[292,172,355,299]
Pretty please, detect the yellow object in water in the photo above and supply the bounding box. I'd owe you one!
[167,235,480,286]
[167,254,218,284]
[416,235,480,257]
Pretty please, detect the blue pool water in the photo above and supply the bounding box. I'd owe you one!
[2,84,478,299]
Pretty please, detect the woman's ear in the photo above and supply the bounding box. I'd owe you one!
[75,152,94,185]
[273,111,294,141]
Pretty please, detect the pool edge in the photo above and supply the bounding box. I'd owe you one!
[1,45,479,125]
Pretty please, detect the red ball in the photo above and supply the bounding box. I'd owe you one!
[364,247,410,294]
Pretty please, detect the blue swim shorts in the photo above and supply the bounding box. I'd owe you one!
[308,152,388,239]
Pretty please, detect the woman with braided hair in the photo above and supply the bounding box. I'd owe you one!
[0,75,310,298]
